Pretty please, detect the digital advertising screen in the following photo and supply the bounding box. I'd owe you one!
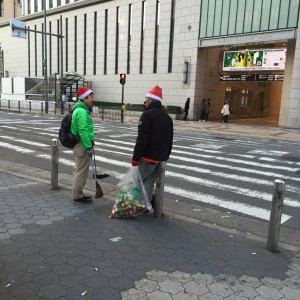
[223,48,286,71]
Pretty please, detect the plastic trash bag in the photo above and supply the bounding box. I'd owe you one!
[111,167,153,219]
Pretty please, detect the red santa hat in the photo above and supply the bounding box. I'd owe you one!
[146,85,163,102]
[75,87,93,100]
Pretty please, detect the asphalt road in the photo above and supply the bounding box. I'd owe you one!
[0,111,300,247]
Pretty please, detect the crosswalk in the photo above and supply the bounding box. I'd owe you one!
[0,113,300,225]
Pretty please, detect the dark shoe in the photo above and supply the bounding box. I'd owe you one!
[72,196,93,204]
[83,194,92,200]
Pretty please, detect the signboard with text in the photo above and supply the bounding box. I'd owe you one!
[223,48,286,71]
[219,74,284,82]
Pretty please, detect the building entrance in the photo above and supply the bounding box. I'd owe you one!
[224,81,282,122]
[228,87,266,118]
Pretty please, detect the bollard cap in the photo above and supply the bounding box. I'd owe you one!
[52,139,58,146]
[274,179,285,192]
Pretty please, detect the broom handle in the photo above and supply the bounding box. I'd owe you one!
[91,148,98,184]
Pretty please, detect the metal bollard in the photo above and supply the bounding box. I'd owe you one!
[51,139,59,190]
[18,100,21,112]
[41,102,44,114]
[154,161,167,218]
[29,101,32,112]
[266,179,285,252]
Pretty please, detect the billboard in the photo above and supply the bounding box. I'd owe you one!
[223,48,286,71]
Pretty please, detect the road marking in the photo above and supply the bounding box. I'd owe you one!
[248,149,288,156]
[164,185,291,224]
[0,142,34,153]
[0,136,49,147]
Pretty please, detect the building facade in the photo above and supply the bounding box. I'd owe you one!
[0,0,300,128]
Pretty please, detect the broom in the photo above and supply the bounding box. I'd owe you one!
[92,148,104,198]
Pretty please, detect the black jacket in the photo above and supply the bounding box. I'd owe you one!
[184,100,190,112]
[132,101,173,162]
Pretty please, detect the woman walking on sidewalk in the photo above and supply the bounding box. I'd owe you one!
[221,102,230,123]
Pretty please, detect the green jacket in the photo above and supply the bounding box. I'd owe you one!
[71,100,95,148]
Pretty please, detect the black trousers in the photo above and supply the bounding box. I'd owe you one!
[183,111,188,120]
[223,115,229,123]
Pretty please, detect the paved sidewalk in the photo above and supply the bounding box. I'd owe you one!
[1,171,300,299]
[124,116,300,142]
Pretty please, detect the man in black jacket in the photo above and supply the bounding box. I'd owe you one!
[183,97,190,120]
[132,86,173,205]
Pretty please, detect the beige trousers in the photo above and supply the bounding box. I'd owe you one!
[72,143,90,199]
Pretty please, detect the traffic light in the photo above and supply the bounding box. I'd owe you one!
[120,73,126,85]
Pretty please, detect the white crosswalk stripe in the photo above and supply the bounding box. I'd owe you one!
[0,121,299,225]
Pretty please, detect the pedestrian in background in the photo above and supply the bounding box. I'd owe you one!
[199,99,206,121]
[71,87,95,203]
[183,97,190,120]
[131,85,173,207]
[221,101,230,123]
[205,98,211,121]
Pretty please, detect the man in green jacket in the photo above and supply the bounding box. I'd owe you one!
[71,87,95,203]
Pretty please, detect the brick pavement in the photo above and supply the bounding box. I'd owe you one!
[0,171,300,299]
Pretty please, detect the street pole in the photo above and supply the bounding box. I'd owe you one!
[60,15,64,115]
[121,84,124,123]
[43,0,48,114]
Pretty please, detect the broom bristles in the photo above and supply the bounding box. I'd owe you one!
[95,182,103,198]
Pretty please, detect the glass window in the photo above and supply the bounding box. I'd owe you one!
[244,0,254,32]
[235,0,246,34]
[206,0,216,37]
[74,16,77,72]
[0,0,3,17]
[153,0,160,73]
[260,0,271,30]
[278,0,289,28]
[65,18,68,72]
[49,0,53,9]
[200,0,208,38]
[213,0,223,36]
[84,14,87,75]
[115,7,120,75]
[104,9,108,75]
[228,0,238,34]
[252,0,262,32]
[93,12,97,75]
[168,0,176,72]
[34,0,38,12]
[127,4,132,74]
[220,0,230,35]
[269,0,280,30]
[28,0,31,14]
[140,1,146,74]
[57,0,61,7]
[288,0,300,27]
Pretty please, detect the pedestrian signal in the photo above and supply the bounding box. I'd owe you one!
[120,73,126,85]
